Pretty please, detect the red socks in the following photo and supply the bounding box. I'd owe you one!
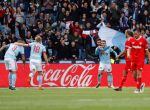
[119,76,127,88]
[137,77,142,89]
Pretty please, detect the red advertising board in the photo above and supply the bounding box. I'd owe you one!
[0,63,150,87]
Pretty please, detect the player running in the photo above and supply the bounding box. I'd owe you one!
[95,39,117,88]
[0,40,25,90]
[15,35,48,90]
[129,30,150,93]
[114,29,134,91]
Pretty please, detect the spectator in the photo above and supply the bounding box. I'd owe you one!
[85,30,98,59]
[119,12,129,31]
[108,2,121,30]
[14,7,24,24]
[0,4,5,25]
[70,41,79,60]
[0,0,149,62]
[90,0,101,12]
[58,38,70,60]
[43,0,54,14]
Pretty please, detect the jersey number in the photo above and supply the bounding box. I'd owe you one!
[12,46,17,51]
[33,45,40,53]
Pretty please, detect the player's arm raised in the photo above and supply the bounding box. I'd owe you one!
[0,45,9,51]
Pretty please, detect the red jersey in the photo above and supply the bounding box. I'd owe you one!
[124,37,134,71]
[125,37,134,61]
[130,36,148,61]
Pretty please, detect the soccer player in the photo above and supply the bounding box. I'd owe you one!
[129,30,150,93]
[114,29,134,91]
[0,40,25,90]
[95,39,117,88]
[15,35,48,90]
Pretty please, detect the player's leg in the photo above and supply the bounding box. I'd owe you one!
[36,63,43,90]
[10,70,17,90]
[29,61,36,84]
[105,64,114,88]
[119,70,128,88]
[137,69,142,88]
[37,71,43,90]
[131,61,137,82]
[114,69,128,91]
[6,60,17,90]
[134,61,144,93]
[96,63,104,88]
[132,70,137,82]
[135,69,145,93]
[8,70,12,89]
[11,61,18,90]
[118,61,132,89]
[4,60,12,89]
[107,72,114,88]
[96,70,103,88]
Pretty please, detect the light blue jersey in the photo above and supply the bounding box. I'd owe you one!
[95,46,117,64]
[29,42,46,61]
[4,43,24,60]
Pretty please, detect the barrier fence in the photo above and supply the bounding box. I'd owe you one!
[0,64,150,87]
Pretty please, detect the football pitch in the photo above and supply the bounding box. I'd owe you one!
[0,88,150,110]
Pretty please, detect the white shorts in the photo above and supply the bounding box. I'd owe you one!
[30,59,42,72]
[4,58,17,71]
[98,63,112,72]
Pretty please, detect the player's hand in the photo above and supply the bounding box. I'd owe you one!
[116,55,119,60]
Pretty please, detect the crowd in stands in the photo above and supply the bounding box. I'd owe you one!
[0,0,150,63]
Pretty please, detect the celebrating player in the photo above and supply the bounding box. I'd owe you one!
[128,30,150,93]
[15,35,49,90]
[114,30,134,91]
[0,40,25,90]
[95,39,117,88]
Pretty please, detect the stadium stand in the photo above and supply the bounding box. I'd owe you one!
[0,0,150,63]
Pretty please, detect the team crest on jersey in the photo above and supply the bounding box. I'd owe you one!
[139,42,142,45]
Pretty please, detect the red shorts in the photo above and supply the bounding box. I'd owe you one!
[125,60,131,72]
[131,59,144,71]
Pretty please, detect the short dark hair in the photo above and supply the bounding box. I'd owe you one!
[125,29,133,37]
[96,38,101,42]
[101,40,106,42]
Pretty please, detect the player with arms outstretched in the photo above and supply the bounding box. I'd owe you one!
[0,40,25,90]
[95,39,117,88]
[15,35,48,90]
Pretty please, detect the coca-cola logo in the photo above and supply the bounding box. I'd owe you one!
[30,64,96,87]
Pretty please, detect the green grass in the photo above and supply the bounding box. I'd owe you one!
[0,88,150,110]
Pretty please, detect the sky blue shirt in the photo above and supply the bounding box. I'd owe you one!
[95,46,117,64]
[29,42,46,61]
[4,43,24,60]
